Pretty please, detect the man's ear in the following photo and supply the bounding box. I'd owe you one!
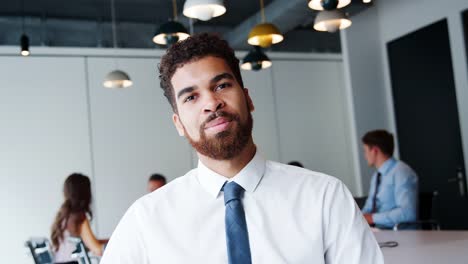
[243,88,255,112]
[172,113,185,136]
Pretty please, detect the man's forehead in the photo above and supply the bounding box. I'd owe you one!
[171,56,232,88]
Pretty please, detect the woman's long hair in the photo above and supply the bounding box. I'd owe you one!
[51,173,93,250]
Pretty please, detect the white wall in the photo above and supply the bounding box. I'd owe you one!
[0,48,354,263]
[0,56,93,264]
[341,0,468,194]
[271,59,358,192]
[85,57,194,237]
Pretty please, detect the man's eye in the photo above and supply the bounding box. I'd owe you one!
[184,95,196,103]
[215,83,231,91]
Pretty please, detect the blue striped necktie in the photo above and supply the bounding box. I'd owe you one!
[223,181,252,264]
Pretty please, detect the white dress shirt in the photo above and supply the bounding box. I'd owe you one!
[101,152,383,263]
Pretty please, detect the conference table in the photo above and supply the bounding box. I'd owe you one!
[374,230,468,264]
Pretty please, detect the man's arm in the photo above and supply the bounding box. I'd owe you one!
[323,179,384,264]
[372,170,418,227]
[361,174,376,214]
[100,203,149,264]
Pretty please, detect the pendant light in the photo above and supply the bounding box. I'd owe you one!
[103,0,132,89]
[183,0,226,21]
[20,34,30,57]
[313,9,351,32]
[241,46,272,71]
[308,0,351,11]
[247,0,283,48]
[20,0,30,56]
[153,0,190,46]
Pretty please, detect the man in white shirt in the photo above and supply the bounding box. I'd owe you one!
[101,33,383,264]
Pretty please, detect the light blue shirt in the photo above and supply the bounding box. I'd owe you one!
[362,157,418,228]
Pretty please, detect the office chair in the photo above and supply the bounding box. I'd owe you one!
[393,191,440,230]
[25,237,54,264]
[354,196,368,210]
[68,237,100,264]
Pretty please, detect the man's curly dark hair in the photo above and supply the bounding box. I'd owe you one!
[158,33,244,113]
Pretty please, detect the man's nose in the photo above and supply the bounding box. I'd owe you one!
[203,93,224,113]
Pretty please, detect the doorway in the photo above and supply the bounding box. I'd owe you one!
[387,19,468,229]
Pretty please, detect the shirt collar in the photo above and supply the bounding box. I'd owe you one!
[196,150,266,199]
[377,157,397,175]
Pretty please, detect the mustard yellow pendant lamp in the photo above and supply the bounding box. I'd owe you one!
[247,0,283,48]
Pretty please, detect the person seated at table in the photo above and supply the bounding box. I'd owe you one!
[147,173,167,193]
[361,130,418,229]
[51,173,108,262]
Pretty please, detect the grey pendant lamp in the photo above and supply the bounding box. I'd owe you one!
[103,0,133,89]
[241,46,272,71]
[153,0,190,46]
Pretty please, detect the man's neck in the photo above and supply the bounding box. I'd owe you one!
[375,155,391,170]
[198,139,257,178]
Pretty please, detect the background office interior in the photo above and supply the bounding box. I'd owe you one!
[1,0,468,263]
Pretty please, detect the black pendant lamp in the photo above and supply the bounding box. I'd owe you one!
[20,0,30,56]
[20,34,30,56]
[241,46,272,71]
[153,0,190,46]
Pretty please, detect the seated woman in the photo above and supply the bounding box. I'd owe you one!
[51,173,108,263]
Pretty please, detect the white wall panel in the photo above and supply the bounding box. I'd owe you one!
[86,57,193,237]
[241,68,280,161]
[0,56,91,264]
[272,60,357,193]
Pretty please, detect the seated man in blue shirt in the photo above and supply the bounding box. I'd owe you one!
[361,129,418,229]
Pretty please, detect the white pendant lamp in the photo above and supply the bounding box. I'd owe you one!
[183,0,226,21]
[103,0,132,89]
[308,0,351,11]
[313,9,352,32]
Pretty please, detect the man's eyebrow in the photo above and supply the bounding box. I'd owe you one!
[210,73,234,84]
[177,86,195,100]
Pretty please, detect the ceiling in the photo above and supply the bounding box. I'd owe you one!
[0,0,373,52]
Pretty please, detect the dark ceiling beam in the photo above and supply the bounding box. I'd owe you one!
[223,0,312,50]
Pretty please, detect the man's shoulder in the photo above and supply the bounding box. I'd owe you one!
[394,159,418,178]
[134,168,198,209]
[264,160,343,189]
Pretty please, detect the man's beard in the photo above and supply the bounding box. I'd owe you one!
[183,110,253,160]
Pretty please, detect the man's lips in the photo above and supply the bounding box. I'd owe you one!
[205,117,231,131]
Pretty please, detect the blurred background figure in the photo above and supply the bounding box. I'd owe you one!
[51,173,108,263]
[288,161,304,168]
[360,130,418,229]
[147,173,167,193]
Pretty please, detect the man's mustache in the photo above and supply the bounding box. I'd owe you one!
[201,111,238,129]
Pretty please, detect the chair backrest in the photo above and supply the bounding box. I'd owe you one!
[68,237,92,264]
[353,196,368,210]
[25,237,54,264]
[393,191,440,231]
[419,191,438,220]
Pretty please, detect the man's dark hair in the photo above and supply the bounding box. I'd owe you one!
[361,129,394,157]
[158,33,244,113]
[148,173,167,184]
[288,161,304,168]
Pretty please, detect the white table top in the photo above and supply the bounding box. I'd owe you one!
[374,230,468,264]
